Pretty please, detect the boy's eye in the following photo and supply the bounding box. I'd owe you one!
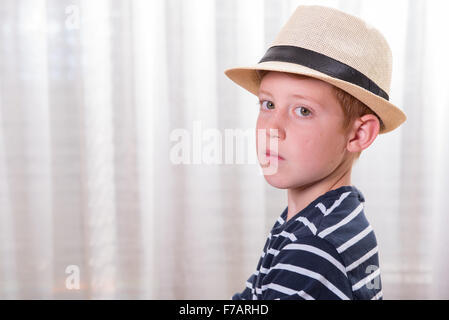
[295,106,311,117]
[258,100,312,117]
[260,100,275,110]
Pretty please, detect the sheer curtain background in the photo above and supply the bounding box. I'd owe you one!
[0,0,448,299]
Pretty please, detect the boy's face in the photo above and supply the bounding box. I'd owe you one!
[256,71,350,189]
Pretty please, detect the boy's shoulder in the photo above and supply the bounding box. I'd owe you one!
[258,186,382,300]
[281,185,376,255]
[314,188,375,253]
[287,186,381,298]
[314,185,369,238]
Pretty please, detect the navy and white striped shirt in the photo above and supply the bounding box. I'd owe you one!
[232,185,383,300]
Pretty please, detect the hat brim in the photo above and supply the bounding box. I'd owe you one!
[224,61,406,134]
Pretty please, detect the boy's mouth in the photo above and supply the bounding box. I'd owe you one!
[265,149,285,160]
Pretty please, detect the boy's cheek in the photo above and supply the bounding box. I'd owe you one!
[290,134,333,163]
[255,117,269,133]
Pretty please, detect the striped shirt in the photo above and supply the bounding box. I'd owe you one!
[232,185,383,300]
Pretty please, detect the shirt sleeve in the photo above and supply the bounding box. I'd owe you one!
[260,235,353,300]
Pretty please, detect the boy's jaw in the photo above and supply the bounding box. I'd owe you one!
[261,143,353,192]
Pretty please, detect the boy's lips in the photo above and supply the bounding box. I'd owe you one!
[265,149,285,160]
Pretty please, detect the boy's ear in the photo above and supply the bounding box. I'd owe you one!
[346,114,380,153]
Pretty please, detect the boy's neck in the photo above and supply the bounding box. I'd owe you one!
[286,167,352,222]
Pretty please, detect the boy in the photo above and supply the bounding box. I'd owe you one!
[224,5,406,300]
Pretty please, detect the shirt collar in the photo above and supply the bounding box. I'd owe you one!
[275,185,365,230]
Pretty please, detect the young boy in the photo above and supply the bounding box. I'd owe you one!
[224,5,406,300]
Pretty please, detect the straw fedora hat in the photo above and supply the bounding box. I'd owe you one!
[224,5,406,134]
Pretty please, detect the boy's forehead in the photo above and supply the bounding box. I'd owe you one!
[258,71,334,99]
[261,70,310,80]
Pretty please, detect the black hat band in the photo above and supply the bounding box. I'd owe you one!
[258,45,389,101]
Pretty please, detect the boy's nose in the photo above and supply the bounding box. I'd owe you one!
[266,124,285,140]
[266,112,286,140]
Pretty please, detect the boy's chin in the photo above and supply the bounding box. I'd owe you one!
[263,174,291,189]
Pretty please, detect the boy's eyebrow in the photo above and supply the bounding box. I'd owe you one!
[258,89,323,107]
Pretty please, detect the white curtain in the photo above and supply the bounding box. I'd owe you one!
[0,0,448,299]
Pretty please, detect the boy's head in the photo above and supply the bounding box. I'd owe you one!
[255,70,381,189]
[224,5,407,189]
